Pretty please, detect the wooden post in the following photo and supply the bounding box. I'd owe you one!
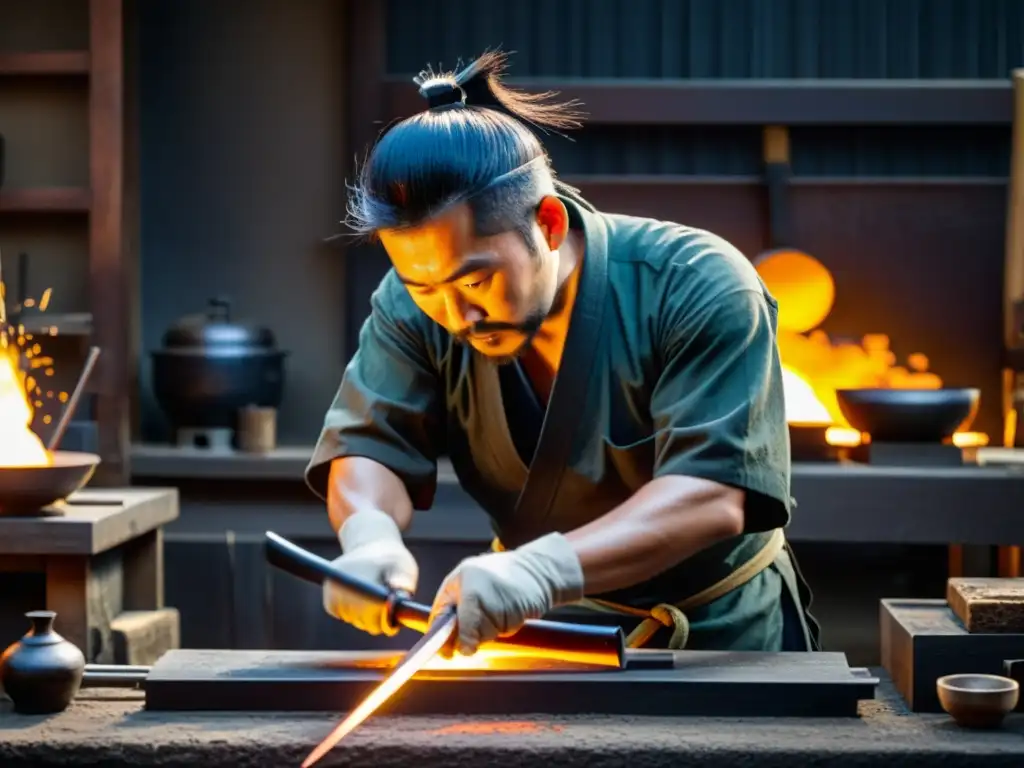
[997,69,1024,578]
[89,0,131,486]
[341,1,388,360]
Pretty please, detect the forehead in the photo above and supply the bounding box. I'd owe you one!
[378,204,475,285]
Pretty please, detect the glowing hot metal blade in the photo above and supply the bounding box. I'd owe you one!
[300,608,458,768]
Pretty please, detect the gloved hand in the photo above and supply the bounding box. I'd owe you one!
[429,532,585,656]
[322,508,418,636]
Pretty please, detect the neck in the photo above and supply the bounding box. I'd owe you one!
[530,229,585,372]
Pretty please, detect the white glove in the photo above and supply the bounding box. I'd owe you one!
[322,508,418,636]
[430,532,585,656]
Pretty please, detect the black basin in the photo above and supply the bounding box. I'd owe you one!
[836,388,980,443]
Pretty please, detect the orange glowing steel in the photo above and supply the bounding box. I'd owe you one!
[397,616,621,668]
[349,647,613,673]
[756,251,988,447]
[301,613,457,768]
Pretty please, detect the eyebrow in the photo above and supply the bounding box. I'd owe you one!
[396,253,501,287]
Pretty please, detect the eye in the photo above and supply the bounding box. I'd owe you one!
[463,274,493,290]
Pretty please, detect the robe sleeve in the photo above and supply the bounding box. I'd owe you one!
[649,281,791,532]
[304,276,444,510]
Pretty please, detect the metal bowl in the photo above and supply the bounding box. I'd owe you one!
[835,388,980,443]
[937,674,1019,729]
[0,451,101,516]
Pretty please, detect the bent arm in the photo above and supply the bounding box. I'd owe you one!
[565,475,744,595]
[306,274,445,536]
[326,457,416,534]
[565,283,790,595]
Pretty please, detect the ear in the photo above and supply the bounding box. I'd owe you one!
[534,195,570,251]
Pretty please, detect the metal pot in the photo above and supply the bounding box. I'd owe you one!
[150,297,287,431]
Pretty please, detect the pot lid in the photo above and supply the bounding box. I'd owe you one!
[162,297,276,351]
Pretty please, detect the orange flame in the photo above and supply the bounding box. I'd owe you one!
[0,271,67,468]
[0,337,52,467]
[756,250,988,448]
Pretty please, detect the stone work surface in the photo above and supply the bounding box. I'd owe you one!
[1,679,1023,767]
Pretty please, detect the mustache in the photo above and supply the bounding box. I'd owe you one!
[453,317,542,343]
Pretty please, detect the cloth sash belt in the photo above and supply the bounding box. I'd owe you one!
[490,527,786,650]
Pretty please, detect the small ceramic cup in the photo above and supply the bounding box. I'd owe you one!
[937,674,1020,729]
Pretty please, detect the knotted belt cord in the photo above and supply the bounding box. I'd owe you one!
[491,527,786,650]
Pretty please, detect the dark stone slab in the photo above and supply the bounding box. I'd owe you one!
[2,678,1024,768]
[142,648,876,718]
[880,598,1024,712]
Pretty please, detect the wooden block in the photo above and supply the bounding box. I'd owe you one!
[947,577,1024,633]
[880,598,1024,712]
[143,649,877,717]
[110,609,180,666]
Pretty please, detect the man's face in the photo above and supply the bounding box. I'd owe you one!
[379,198,566,361]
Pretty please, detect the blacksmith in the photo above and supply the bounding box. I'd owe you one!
[305,51,821,657]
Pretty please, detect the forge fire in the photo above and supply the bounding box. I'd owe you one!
[757,250,988,448]
[0,276,67,469]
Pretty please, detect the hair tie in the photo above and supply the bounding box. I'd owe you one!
[419,80,467,109]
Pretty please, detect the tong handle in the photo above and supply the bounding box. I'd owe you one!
[265,531,413,632]
[265,531,390,603]
[265,531,625,667]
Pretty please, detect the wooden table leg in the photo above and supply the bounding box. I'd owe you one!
[121,528,164,610]
[45,552,124,663]
[948,545,964,578]
[44,557,92,660]
[998,546,1022,577]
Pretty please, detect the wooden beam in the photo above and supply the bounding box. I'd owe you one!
[89,0,130,486]
[0,187,91,212]
[342,1,388,361]
[122,0,142,443]
[0,51,90,76]
[382,77,1014,126]
[558,174,1008,188]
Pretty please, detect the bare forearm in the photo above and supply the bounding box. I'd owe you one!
[326,456,415,534]
[562,475,745,595]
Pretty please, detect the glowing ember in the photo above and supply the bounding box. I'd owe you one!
[430,721,565,735]
[757,250,988,447]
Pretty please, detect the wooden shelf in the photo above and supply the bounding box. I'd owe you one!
[0,51,90,76]
[384,76,1016,126]
[18,312,93,336]
[0,187,91,212]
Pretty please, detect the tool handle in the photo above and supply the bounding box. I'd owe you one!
[265,531,625,667]
[265,531,391,604]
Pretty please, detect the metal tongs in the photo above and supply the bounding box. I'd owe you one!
[264,532,625,765]
[264,531,624,665]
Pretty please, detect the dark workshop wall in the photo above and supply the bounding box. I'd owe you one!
[387,0,1024,78]
[134,0,1024,442]
[350,0,1024,438]
[136,0,347,444]
[0,0,91,319]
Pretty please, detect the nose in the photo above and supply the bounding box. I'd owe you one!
[443,292,484,333]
